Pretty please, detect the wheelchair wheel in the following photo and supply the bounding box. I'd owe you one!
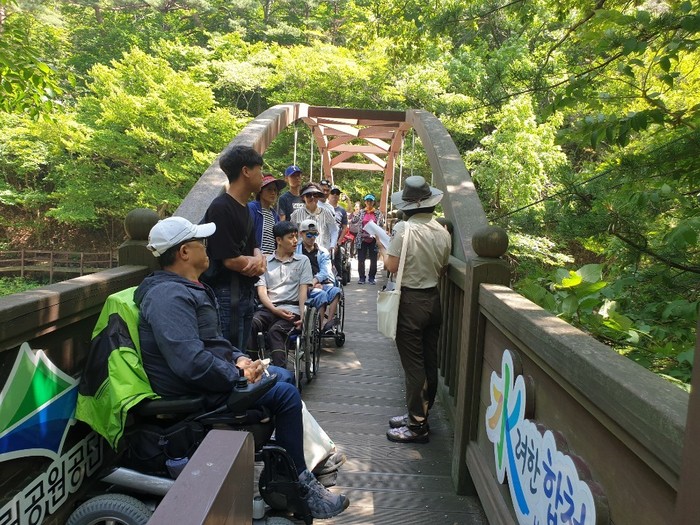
[67,494,152,525]
[335,294,345,348]
[304,308,319,383]
[293,335,303,390]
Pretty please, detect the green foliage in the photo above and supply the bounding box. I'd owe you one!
[517,264,697,385]
[0,275,43,296]
[0,4,64,116]
[466,95,568,213]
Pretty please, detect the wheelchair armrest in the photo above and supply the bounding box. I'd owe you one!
[226,373,278,414]
[134,396,208,417]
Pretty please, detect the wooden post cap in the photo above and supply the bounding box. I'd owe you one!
[472,225,508,258]
[124,208,159,241]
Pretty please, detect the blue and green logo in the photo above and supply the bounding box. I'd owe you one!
[0,343,78,462]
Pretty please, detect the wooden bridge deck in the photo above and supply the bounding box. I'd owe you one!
[292,260,487,524]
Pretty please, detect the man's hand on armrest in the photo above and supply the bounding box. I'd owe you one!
[236,356,264,383]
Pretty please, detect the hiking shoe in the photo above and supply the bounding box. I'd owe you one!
[298,469,350,519]
[358,277,366,284]
[312,451,347,475]
[386,425,429,444]
[389,414,430,430]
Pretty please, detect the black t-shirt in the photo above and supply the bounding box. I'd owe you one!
[301,245,320,276]
[203,193,258,287]
[278,190,304,219]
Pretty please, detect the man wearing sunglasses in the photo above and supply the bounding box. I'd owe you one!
[296,219,342,333]
[290,183,338,253]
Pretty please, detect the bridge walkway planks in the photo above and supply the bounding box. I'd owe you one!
[288,259,488,524]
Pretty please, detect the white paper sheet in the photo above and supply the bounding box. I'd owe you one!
[363,220,391,247]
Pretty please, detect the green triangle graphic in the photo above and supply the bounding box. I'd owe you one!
[0,350,70,431]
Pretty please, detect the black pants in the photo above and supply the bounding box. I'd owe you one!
[357,240,378,280]
[395,288,441,428]
[250,308,300,368]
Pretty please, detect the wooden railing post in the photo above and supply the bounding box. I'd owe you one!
[119,208,160,271]
[451,225,510,494]
[674,318,700,523]
[20,249,24,278]
[49,251,54,284]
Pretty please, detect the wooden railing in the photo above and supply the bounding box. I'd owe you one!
[0,250,117,283]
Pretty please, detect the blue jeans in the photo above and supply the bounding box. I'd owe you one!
[215,280,256,350]
[306,285,342,309]
[254,377,306,474]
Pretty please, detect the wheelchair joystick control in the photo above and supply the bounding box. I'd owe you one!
[235,376,249,389]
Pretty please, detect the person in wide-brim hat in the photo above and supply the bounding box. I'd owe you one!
[391,176,443,211]
[376,174,451,445]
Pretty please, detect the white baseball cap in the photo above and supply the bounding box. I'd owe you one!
[299,219,319,233]
[147,217,216,257]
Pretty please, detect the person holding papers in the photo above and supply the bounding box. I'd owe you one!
[376,177,451,443]
[350,194,385,284]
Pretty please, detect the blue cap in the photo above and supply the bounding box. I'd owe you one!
[284,165,302,177]
[364,194,376,201]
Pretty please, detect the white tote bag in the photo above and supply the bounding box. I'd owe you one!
[302,402,336,470]
[377,223,410,340]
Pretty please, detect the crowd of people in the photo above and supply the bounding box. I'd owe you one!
[138,145,452,520]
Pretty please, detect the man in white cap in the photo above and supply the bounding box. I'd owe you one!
[376,176,452,443]
[135,216,350,520]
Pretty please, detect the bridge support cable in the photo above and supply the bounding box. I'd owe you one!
[293,123,298,167]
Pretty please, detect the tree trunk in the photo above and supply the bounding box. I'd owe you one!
[93,4,104,24]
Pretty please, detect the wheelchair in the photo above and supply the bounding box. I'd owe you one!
[69,287,313,525]
[315,281,346,349]
[255,304,321,390]
[338,233,354,285]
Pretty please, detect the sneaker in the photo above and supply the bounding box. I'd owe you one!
[358,277,366,284]
[386,425,429,444]
[322,319,337,334]
[312,451,347,475]
[315,470,338,488]
[389,414,430,431]
[368,279,376,285]
[298,469,350,519]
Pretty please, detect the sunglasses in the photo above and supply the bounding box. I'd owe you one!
[304,193,323,199]
[304,232,318,238]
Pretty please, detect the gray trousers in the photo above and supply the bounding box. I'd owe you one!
[395,287,442,429]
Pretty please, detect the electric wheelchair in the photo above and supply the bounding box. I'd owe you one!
[68,287,313,525]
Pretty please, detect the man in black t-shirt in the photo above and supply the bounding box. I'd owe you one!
[203,146,266,349]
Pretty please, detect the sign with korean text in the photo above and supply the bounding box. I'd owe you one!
[0,343,103,524]
[485,350,600,525]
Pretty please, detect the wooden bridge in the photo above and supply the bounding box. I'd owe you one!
[0,104,698,525]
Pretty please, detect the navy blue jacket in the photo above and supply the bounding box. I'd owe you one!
[134,271,246,399]
[248,200,281,249]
